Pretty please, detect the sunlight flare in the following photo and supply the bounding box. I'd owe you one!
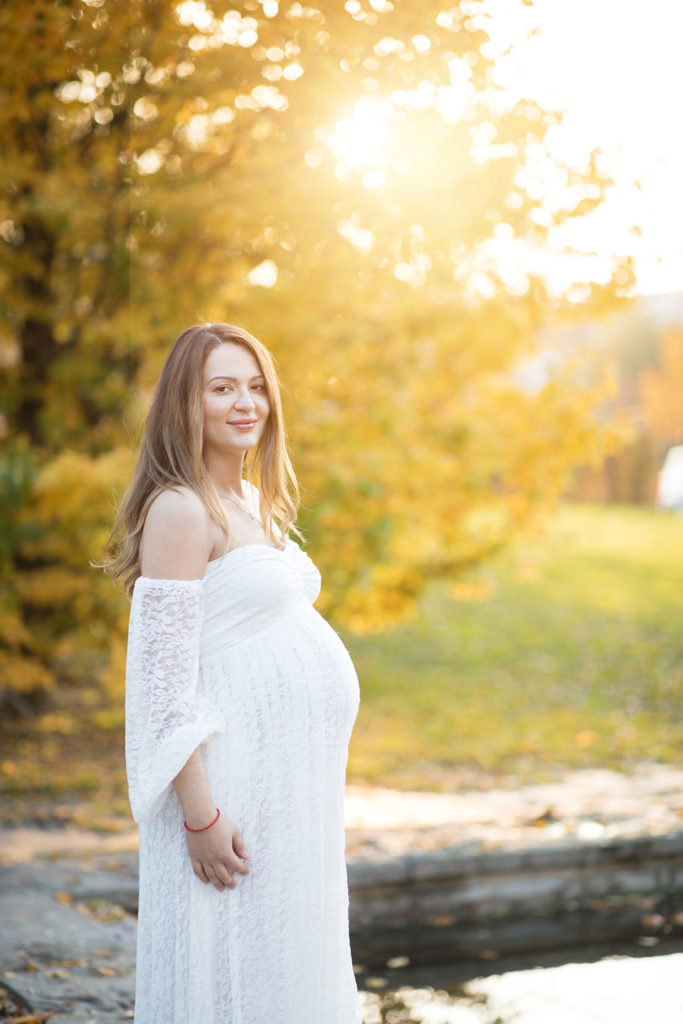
[328,97,393,170]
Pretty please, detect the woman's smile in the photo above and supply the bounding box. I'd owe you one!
[229,418,258,430]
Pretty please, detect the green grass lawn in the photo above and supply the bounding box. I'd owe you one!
[344,504,683,788]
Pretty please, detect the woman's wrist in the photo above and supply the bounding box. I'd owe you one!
[182,799,220,830]
[184,808,220,833]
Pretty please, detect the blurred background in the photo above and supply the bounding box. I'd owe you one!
[0,0,682,1018]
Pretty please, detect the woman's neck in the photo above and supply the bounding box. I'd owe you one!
[204,453,246,497]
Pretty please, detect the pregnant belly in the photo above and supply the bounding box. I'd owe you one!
[290,609,360,736]
[202,604,359,735]
[202,607,360,808]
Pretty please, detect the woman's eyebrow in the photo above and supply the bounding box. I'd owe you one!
[206,374,265,383]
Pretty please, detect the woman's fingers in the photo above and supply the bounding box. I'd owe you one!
[226,851,249,875]
[201,858,238,891]
[232,831,250,862]
[210,874,227,892]
[191,853,236,891]
[191,858,211,885]
[214,863,237,890]
[227,830,249,874]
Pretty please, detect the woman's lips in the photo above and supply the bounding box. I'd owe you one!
[229,420,257,430]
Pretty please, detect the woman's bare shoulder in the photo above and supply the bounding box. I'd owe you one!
[146,486,208,524]
[141,487,213,579]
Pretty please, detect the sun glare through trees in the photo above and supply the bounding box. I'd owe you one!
[0,0,672,711]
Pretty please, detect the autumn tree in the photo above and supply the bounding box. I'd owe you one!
[1,0,630,712]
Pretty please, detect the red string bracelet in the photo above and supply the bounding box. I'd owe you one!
[184,808,220,833]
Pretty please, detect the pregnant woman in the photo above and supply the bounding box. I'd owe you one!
[104,322,361,1023]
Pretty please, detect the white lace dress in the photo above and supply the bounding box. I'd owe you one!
[124,536,361,1024]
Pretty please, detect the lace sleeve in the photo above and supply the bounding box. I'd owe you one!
[124,576,225,822]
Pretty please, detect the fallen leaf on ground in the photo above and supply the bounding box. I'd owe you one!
[8,1013,54,1023]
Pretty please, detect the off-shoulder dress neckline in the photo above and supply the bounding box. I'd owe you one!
[135,541,289,587]
[205,540,288,572]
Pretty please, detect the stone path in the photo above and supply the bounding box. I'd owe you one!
[344,763,683,859]
[0,855,138,1022]
[1,765,682,1021]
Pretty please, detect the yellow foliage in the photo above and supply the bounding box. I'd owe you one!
[36,713,75,735]
[0,602,33,647]
[0,649,54,694]
[14,567,96,607]
[99,631,128,701]
[18,447,135,567]
[449,579,495,602]
[1,445,132,702]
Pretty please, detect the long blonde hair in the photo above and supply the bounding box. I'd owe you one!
[103,323,299,595]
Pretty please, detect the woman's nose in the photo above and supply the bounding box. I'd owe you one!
[234,388,255,409]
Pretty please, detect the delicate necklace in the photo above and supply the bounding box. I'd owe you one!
[219,491,259,523]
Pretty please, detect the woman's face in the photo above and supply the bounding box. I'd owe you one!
[202,342,270,461]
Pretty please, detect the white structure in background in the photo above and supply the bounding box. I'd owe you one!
[657,445,683,510]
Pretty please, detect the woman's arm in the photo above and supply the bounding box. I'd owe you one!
[173,750,250,892]
[141,488,249,892]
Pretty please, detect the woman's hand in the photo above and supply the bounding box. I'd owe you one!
[173,749,249,892]
[185,813,250,892]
